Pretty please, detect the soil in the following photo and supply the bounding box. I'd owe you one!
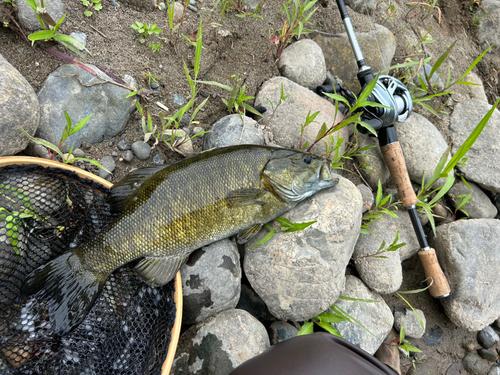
[1,0,499,374]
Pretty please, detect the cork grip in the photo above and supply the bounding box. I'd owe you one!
[418,248,451,297]
[380,142,418,207]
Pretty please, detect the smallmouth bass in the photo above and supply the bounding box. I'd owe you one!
[21,145,338,335]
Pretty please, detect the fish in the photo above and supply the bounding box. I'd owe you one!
[21,145,338,336]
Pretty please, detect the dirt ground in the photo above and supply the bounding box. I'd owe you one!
[1,0,499,373]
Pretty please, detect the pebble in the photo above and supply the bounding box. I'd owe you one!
[489,365,500,375]
[121,150,134,162]
[478,348,498,362]
[33,143,50,159]
[445,362,466,375]
[69,32,87,51]
[72,148,85,158]
[268,321,299,345]
[188,5,197,12]
[111,151,118,157]
[150,82,159,90]
[463,351,491,375]
[393,308,426,339]
[152,153,165,166]
[423,326,444,346]
[192,126,204,135]
[131,141,151,160]
[108,139,115,147]
[180,115,190,126]
[478,326,500,349]
[98,156,116,179]
[172,93,186,106]
[117,139,131,151]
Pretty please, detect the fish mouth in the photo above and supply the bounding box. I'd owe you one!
[319,160,339,187]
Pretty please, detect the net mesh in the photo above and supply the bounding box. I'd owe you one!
[0,163,176,374]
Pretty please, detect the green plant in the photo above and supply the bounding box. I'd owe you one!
[23,0,88,56]
[359,181,400,234]
[352,231,406,261]
[382,322,423,358]
[213,0,264,19]
[149,40,163,52]
[380,2,401,25]
[249,217,317,249]
[143,71,160,86]
[268,0,318,62]
[406,0,442,24]
[81,0,102,17]
[131,21,162,43]
[21,112,111,173]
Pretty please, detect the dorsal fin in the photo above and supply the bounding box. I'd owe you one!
[108,165,167,214]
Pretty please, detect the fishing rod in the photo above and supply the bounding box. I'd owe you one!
[318,0,450,298]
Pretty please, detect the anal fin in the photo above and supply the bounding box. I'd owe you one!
[135,255,187,287]
[237,224,263,244]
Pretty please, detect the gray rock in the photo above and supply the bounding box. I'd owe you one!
[119,0,157,11]
[235,284,275,322]
[278,39,327,90]
[450,99,500,193]
[32,143,50,159]
[0,54,40,156]
[394,308,426,339]
[352,211,420,294]
[463,351,491,375]
[356,184,374,213]
[413,63,445,92]
[446,362,466,375]
[69,32,87,51]
[97,156,116,179]
[117,139,130,150]
[121,150,134,162]
[150,81,159,90]
[489,365,500,375]
[465,72,488,103]
[131,141,151,160]
[354,135,390,190]
[395,113,452,187]
[152,153,165,166]
[314,24,396,92]
[192,126,204,135]
[173,93,186,106]
[203,114,264,150]
[478,326,500,349]
[436,219,500,331]
[477,348,498,362]
[423,325,444,347]
[332,275,394,355]
[407,356,438,375]
[244,176,362,321]
[448,180,498,219]
[268,321,299,345]
[344,0,380,14]
[171,309,270,375]
[180,239,241,325]
[17,0,66,31]
[475,0,500,56]
[36,64,136,151]
[123,74,138,91]
[72,148,85,158]
[254,77,349,157]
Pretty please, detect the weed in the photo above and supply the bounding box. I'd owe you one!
[131,21,162,44]
[21,112,111,174]
[359,181,400,234]
[143,71,160,86]
[149,40,163,52]
[380,2,401,25]
[406,0,442,24]
[213,0,264,20]
[268,0,318,63]
[23,0,88,56]
[81,0,102,17]
[249,218,317,249]
[352,231,406,261]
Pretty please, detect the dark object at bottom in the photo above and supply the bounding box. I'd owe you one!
[229,332,398,375]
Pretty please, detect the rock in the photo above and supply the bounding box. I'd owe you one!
[413,63,445,92]
[152,153,165,166]
[352,211,420,294]
[119,0,156,11]
[245,0,261,12]
[375,330,401,375]
[278,39,327,90]
[117,139,131,150]
[354,135,390,190]
[489,365,500,375]
[356,184,373,213]
[463,351,491,375]
[254,77,347,157]
[407,356,439,375]
[180,239,241,325]
[478,326,500,349]
[344,0,379,14]
[423,325,444,347]
[192,126,204,135]
[72,148,85,158]
[450,99,500,193]
[150,81,159,90]
[32,143,50,159]
[172,2,185,23]
[171,309,270,375]
[314,24,396,92]
[97,156,116,179]
[36,64,136,151]
[69,32,87,51]
[395,113,452,187]
[235,284,275,322]
[446,362,467,375]
[0,54,40,156]
[17,0,66,31]
[475,0,500,57]
[394,308,426,339]
[432,202,449,222]
[332,275,394,355]
[478,348,498,362]
[268,321,299,345]
[172,93,186,106]
[162,129,194,156]
[203,114,264,150]
[436,219,500,331]
[244,176,362,321]
[131,141,151,160]
[448,180,498,219]
[121,150,134,162]
[465,72,488,103]
[123,74,138,91]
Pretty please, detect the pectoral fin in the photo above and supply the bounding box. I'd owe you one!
[226,189,270,207]
[237,224,263,244]
[135,255,187,287]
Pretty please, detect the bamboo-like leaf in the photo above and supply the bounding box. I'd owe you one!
[429,175,454,206]
[248,225,275,248]
[198,80,232,91]
[316,321,342,337]
[338,296,379,303]
[315,122,328,142]
[70,113,93,136]
[194,18,203,80]
[297,321,314,336]
[317,312,347,323]
[422,146,451,192]
[21,129,64,160]
[429,41,456,80]
[28,29,56,43]
[454,45,493,85]
[69,157,111,174]
[396,291,427,330]
[375,180,383,207]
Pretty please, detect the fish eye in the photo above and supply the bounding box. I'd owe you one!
[303,155,311,164]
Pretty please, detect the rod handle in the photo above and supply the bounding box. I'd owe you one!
[380,141,418,207]
[418,248,451,298]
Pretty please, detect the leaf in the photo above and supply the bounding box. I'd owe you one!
[194,18,203,80]
[324,93,351,109]
[316,321,343,337]
[297,322,314,336]
[69,157,111,174]
[396,291,427,331]
[352,74,380,112]
[429,41,456,81]
[274,217,316,232]
[70,113,93,136]
[28,29,56,44]
[315,123,328,142]
[248,224,275,248]
[375,180,383,207]
[198,80,232,91]
[21,129,64,160]
[316,312,347,324]
[428,175,455,206]
[454,45,493,85]
[338,295,379,303]
[422,146,451,192]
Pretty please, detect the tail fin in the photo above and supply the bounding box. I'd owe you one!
[21,252,105,336]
